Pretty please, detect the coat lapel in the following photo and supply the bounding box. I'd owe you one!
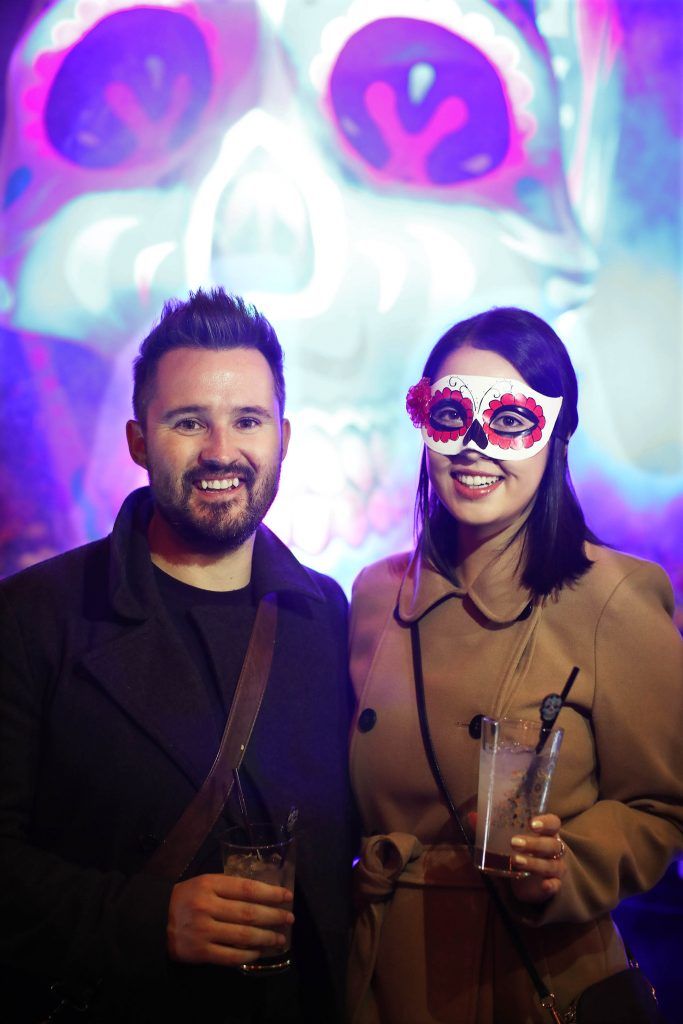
[79,616,216,790]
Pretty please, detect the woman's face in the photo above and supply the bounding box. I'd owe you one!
[426,344,551,542]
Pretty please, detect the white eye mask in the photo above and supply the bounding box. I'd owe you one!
[406,373,563,461]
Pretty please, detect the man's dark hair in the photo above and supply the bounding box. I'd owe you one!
[415,306,600,597]
[132,288,285,422]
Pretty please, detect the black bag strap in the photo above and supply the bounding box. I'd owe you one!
[409,620,565,1024]
[145,592,278,880]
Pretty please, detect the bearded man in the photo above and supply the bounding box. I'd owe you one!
[0,289,357,1024]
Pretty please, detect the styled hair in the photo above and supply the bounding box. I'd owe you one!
[132,287,285,422]
[415,307,598,596]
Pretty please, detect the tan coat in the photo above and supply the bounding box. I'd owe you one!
[348,531,683,1024]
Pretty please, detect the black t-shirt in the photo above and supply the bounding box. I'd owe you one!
[153,566,256,717]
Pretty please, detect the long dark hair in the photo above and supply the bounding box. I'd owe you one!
[415,307,599,596]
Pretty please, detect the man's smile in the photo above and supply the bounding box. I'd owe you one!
[196,477,241,491]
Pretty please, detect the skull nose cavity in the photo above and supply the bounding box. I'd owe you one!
[210,163,314,292]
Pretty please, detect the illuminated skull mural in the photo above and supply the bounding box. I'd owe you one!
[0,0,681,619]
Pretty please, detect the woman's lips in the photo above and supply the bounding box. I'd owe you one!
[450,471,503,500]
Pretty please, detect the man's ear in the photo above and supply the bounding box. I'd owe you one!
[281,418,291,461]
[126,420,147,469]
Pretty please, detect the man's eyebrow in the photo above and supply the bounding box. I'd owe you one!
[236,405,273,418]
[160,405,207,422]
[160,404,274,422]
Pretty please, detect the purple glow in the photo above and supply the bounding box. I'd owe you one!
[44,9,212,168]
[327,18,512,186]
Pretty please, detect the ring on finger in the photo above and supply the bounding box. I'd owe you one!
[551,838,566,861]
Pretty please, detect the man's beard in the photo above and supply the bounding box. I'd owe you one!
[149,458,282,552]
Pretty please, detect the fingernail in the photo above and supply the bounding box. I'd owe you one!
[286,912,295,923]
[531,819,543,830]
[513,854,528,866]
[510,837,527,848]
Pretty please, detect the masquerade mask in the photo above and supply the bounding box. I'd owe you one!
[406,373,563,461]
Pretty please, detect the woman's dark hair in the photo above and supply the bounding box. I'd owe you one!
[415,306,598,596]
[132,287,285,423]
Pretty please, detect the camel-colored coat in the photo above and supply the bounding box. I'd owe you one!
[348,530,683,1024]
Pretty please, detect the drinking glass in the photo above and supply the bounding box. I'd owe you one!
[474,717,563,877]
[221,822,295,973]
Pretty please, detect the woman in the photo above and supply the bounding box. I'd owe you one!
[347,308,682,1024]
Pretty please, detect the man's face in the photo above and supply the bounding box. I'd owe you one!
[127,346,290,552]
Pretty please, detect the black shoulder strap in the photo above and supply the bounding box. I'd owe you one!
[145,592,278,880]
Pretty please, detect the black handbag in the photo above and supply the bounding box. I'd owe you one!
[562,964,663,1023]
[409,620,665,1024]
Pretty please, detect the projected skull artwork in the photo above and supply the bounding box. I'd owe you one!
[0,0,681,620]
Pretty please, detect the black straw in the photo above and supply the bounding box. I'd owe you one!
[535,666,580,754]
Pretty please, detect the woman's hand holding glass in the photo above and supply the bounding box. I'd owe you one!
[508,813,567,903]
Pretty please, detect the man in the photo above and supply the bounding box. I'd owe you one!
[0,289,356,1023]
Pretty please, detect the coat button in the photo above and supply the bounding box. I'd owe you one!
[516,601,533,621]
[138,832,160,853]
[468,714,483,739]
[358,708,377,733]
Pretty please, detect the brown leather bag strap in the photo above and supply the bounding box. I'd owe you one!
[144,592,278,880]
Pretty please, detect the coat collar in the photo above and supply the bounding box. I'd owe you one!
[251,523,327,604]
[396,519,534,626]
[108,487,325,621]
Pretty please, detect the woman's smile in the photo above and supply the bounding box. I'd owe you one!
[449,464,505,500]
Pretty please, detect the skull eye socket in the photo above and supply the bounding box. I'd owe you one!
[487,404,539,437]
[43,8,214,169]
[326,17,512,189]
[429,397,471,431]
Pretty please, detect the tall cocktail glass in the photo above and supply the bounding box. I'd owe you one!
[474,717,563,877]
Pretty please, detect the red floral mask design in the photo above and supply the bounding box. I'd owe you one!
[406,373,562,461]
[405,377,432,427]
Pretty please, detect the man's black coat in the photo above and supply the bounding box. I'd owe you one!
[0,489,357,1022]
